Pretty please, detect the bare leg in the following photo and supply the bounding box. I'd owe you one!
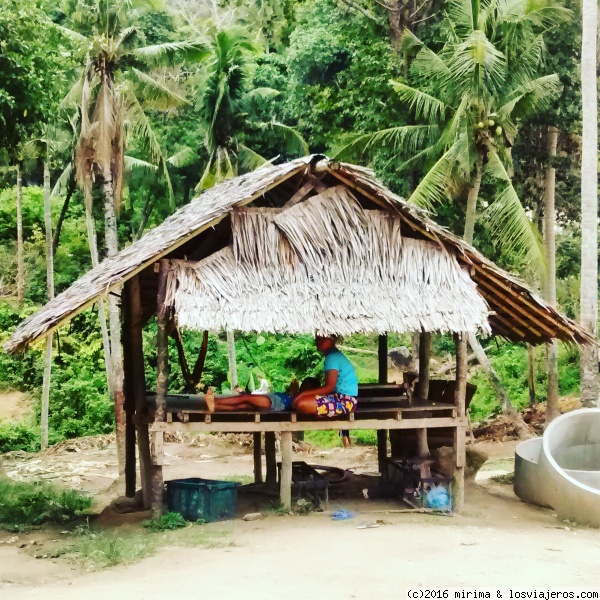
[293,397,318,414]
[213,394,271,412]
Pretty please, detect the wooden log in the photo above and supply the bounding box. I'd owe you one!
[121,282,137,498]
[377,334,388,472]
[416,332,431,457]
[253,432,263,483]
[264,431,277,485]
[377,429,387,474]
[129,275,152,507]
[453,333,468,511]
[280,431,293,510]
[151,260,170,518]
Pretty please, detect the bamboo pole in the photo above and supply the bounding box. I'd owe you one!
[280,431,293,510]
[416,332,431,458]
[453,333,468,511]
[151,260,170,517]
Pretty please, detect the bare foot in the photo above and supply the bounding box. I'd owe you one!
[205,386,215,412]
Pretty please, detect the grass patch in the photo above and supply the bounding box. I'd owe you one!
[490,472,514,484]
[142,511,187,532]
[51,522,230,570]
[304,429,377,448]
[0,478,92,530]
[220,474,254,485]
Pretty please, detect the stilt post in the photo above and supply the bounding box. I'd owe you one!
[280,431,293,510]
[121,283,137,497]
[265,432,277,485]
[377,334,388,473]
[129,275,152,507]
[151,259,170,518]
[416,331,431,457]
[253,432,263,483]
[453,332,468,511]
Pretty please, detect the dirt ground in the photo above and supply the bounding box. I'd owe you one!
[1,435,599,599]
[0,392,30,422]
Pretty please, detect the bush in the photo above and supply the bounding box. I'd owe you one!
[142,511,187,531]
[0,479,92,528]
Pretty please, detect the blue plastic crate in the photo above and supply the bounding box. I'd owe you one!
[166,477,240,522]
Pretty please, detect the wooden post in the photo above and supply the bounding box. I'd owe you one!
[264,432,277,485]
[416,331,431,457]
[151,260,169,518]
[129,275,152,507]
[280,431,293,510]
[377,334,388,473]
[253,432,263,483]
[453,332,468,511]
[121,283,137,498]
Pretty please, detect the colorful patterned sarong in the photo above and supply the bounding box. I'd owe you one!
[315,393,357,418]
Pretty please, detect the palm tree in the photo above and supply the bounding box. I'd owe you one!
[579,0,598,406]
[195,26,308,191]
[336,0,567,267]
[58,0,207,484]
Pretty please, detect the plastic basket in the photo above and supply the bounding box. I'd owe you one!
[166,478,240,522]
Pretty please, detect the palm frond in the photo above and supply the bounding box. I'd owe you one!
[494,0,570,29]
[410,44,453,92]
[115,26,141,52]
[51,164,73,197]
[243,87,280,102]
[331,125,437,160]
[238,145,269,171]
[124,155,157,171]
[268,122,309,156]
[390,81,448,124]
[132,40,209,67]
[124,89,163,165]
[54,24,89,48]
[406,145,457,210]
[167,147,198,168]
[447,0,477,35]
[447,30,507,95]
[128,67,189,109]
[485,149,545,272]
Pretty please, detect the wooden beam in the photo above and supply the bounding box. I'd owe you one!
[121,282,137,498]
[151,259,170,518]
[280,431,293,509]
[253,432,263,483]
[377,334,388,473]
[150,416,466,434]
[129,275,152,507]
[283,175,327,208]
[453,333,468,511]
[264,431,277,485]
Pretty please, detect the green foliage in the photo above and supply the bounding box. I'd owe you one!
[142,511,187,531]
[0,479,92,528]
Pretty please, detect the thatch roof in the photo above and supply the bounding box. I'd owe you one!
[4,155,594,353]
[167,186,491,336]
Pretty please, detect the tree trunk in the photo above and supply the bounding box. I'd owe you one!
[463,153,483,246]
[52,174,75,256]
[462,153,528,432]
[84,186,113,399]
[16,161,24,304]
[543,125,560,422]
[103,177,126,490]
[226,330,238,389]
[527,344,536,407]
[579,0,599,407]
[41,161,54,450]
[468,334,532,439]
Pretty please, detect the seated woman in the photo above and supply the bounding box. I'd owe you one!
[205,377,319,413]
[292,335,358,418]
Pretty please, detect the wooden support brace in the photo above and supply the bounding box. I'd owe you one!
[253,432,263,484]
[280,431,293,510]
[376,430,387,474]
[150,431,164,466]
[265,432,277,485]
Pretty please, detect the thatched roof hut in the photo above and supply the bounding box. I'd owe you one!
[4,155,592,352]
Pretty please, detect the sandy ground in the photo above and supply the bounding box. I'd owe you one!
[1,436,599,599]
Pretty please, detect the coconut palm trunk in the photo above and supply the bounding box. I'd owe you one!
[83,186,114,399]
[463,152,530,435]
[579,0,599,407]
[544,126,560,422]
[16,161,24,304]
[103,179,126,486]
[41,160,54,450]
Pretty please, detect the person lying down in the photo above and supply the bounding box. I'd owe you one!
[205,377,320,413]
